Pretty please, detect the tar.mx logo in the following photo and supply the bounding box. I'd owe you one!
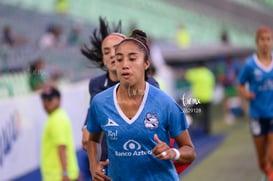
[180,93,202,114]
[181,93,201,107]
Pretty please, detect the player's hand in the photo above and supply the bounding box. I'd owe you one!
[81,126,89,151]
[152,134,175,160]
[92,159,112,181]
[243,91,255,100]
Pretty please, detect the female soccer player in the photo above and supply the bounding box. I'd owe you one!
[87,29,196,181]
[80,18,159,179]
[238,27,273,181]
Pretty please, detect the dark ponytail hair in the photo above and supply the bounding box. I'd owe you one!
[131,30,150,81]
[129,29,150,61]
[131,29,147,42]
[81,17,123,69]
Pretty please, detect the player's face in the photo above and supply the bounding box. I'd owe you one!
[102,36,124,72]
[42,97,60,114]
[256,31,273,53]
[115,41,150,86]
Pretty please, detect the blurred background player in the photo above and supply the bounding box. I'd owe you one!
[238,27,273,181]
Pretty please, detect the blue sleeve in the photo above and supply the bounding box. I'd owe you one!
[168,102,188,138]
[87,98,102,133]
[238,62,251,85]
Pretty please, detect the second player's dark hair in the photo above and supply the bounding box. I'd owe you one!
[81,17,122,69]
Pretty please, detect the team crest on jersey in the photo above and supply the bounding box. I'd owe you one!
[144,113,159,129]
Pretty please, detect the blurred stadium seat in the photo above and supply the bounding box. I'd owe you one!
[0,0,271,100]
[0,72,29,98]
[231,0,273,11]
[0,0,257,46]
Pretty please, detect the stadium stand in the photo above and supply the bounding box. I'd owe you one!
[165,0,273,45]
[1,1,273,181]
[231,0,273,11]
[0,0,269,98]
[0,3,102,98]
[0,0,256,46]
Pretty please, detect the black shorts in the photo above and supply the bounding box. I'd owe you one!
[250,118,273,136]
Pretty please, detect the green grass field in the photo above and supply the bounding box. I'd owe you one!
[182,104,263,181]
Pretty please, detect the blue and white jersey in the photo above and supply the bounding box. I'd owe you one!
[238,54,273,118]
[87,83,188,181]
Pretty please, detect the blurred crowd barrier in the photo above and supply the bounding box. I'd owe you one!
[0,80,89,180]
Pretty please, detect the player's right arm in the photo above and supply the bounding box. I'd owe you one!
[87,132,111,181]
[238,84,255,100]
[237,59,255,100]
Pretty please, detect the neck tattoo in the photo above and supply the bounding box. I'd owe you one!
[127,86,145,97]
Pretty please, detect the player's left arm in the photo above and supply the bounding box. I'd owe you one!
[174,130,196,164]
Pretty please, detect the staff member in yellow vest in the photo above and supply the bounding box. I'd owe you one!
[185,61,215,134]
[40,86,79,181]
